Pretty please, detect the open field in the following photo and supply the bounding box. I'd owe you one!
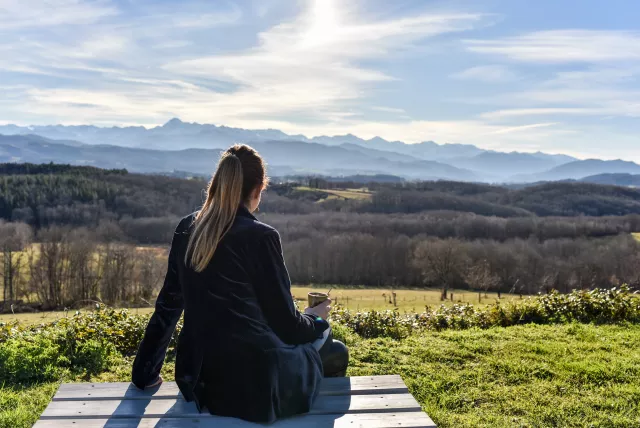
[633,232,640,241]
[0,307,156,325]
[0,287,517,325]
[292,286,517,311]
[296,186,373,200]
[2,323,638,427]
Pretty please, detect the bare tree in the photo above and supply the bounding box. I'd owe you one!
[0,222,32,308]
[413,238,467,300]
[29,227,72,308]
[134,250,165,303]
[67,228,101,304]
[464,259,500,302]
[100,243,135,305]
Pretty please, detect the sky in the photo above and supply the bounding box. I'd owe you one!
[1,0,640,160]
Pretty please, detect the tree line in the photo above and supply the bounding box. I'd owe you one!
[3,217,640,310]
[0,221,166,311]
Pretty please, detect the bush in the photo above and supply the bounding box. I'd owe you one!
[70,340,118,375]
[331,309,413,339]
[0,334,68,383]
[332,286,640,338]
[54,308,152,356]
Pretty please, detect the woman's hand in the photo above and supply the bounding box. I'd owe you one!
[304,298,332,320]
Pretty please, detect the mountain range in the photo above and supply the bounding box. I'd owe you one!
[1,119,638,183]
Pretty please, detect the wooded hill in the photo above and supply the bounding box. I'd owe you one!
[3,164,640,232]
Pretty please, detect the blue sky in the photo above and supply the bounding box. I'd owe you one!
[1,0,640,160]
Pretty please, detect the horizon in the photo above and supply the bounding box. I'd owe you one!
[2,1,640,161]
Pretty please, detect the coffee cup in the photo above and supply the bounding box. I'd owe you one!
[308,292,329,308]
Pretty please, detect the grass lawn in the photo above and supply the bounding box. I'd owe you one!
[0,287,518,325]
[2,323,639,427]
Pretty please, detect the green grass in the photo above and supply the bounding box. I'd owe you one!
[346,324,640,427]
[2,324,638,427]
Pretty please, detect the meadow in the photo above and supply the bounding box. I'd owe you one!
[295,186,373,201]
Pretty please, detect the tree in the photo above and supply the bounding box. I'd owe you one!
[413,239,467,300]
[464,259,500,302]
[0,221,32,308]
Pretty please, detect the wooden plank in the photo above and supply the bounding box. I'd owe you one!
[39,394,422,419]
[34,412,436,427]
[53,376,408,401]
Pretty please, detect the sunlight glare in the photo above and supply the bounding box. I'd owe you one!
[302,0,341,48]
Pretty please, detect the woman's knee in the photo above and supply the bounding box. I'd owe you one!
[332,339,349,365]
[321,339,349,377]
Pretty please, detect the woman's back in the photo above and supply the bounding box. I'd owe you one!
[132,145,337,423]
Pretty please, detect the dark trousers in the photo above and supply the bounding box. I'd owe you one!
[318,329,349,377]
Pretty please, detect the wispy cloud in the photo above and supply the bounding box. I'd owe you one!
[451,65,519,82]
[466,30,640,63]
[0,0,118,29]
[3,0,487,129]
[371,106,406,114]
[162,3,485,119]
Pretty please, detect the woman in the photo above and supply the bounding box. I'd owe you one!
[131,144,349,423]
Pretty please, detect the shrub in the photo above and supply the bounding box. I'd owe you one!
[0,334,68,383]
[54,308,152,356]
[70,340,118,375]
[333,286,640,338]
[332,309,413,339]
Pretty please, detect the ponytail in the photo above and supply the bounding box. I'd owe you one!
[186,145,267,272]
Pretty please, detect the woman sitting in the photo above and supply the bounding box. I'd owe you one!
[131,144,349,423]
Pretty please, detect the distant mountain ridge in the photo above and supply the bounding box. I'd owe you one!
[512,159,640,183]
[2,119,639,183]
[0,118,573,164]
[580,173,640,187]
[0,134,478,181]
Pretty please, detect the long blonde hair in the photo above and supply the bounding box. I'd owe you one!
[186,144,267,272]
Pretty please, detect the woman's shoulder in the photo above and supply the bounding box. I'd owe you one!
[234,214,278,238]
[172,213,196,237]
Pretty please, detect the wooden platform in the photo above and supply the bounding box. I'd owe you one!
[35,375,436,427]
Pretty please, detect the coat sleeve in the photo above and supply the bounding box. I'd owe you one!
[253,229,328,345]
[132,227,184,389]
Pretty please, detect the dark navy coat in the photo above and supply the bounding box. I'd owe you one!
[132,206,328,423]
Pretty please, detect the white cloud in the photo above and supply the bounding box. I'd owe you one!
[4,1,487,130]
[466,30,640,63]
[0,0,118,29]
[162,2,485,119]
[481,108,604,120]
[451,65,519,82]
[371,106,406,114]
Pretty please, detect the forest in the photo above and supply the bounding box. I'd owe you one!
[1,163,640,310]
